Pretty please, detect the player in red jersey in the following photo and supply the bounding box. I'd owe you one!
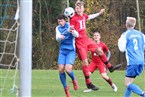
[70,1,121,90]
[86,32,118,92]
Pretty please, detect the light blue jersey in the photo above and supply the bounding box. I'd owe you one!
[56,22,76,51]
[56,22,78,65]
[118,29,145,66]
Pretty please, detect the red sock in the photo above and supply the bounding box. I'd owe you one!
[99,53,112,68]
[103,77,113,86]
[82,65,91,84]
[106,63,112,68]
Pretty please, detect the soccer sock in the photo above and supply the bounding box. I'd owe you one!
[99,53,111,68]
[103,77,113,86]
[128,83,144,96]
[82,65,91,84]
[59,72,67,88]
[124,87,132,97]
[67,71,75,81]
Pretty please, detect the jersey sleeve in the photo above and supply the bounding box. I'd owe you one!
[101,42,108,53]
[56,27,61,42]
[88,13,100,20]
[84,13,89,20]
[103,43,109,53]
[143,34,145,50]
[118,33,127,52]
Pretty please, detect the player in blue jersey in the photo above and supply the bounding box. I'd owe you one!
[118,17,145,97]
[56,14,79,97]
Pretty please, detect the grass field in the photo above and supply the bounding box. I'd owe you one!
[0,70,145,97]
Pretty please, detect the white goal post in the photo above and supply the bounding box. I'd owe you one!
[19,0,32,97]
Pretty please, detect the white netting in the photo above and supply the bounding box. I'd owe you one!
[0,0,19,97]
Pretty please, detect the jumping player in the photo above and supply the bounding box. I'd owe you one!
[56,14,79,97]
[70,1,121,90]
[87,32,118,92]
[118,17,145,97]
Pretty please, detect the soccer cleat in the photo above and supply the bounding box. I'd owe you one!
[64,86,70,97]
[109,64,122,73]
[72,79,79,90]
[112,83,118,92]
[87,83,99,90]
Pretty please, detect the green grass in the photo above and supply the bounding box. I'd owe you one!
[0,70,145,97]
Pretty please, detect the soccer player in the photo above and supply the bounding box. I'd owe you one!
[87,32,118,92]
[56,14,79,97]
[70,0,121,90]
[118,17,145,97]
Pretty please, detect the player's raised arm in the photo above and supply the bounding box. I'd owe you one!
[88,9,105,20]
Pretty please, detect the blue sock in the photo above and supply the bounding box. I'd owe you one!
[67,71,75,81]
[124,87,132,97]
[128,83,143,96]
[59,72,67,88]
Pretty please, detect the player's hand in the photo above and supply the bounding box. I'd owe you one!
[99,9,105,15]
[60,35,65,40]
[69,26,75,33]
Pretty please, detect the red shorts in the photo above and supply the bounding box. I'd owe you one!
[76,37,99,60]
[88,61,106,74]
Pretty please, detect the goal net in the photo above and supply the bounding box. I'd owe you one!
[0,0,19,97]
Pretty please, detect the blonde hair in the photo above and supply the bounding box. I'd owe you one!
[75,0,85,7]
[126,17,136,28]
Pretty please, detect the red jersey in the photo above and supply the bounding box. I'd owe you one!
[70,13,99,60]
[70,13,88,38]
[91,42,109,64]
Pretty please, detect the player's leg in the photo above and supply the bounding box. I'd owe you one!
[82,59,99,90]
[87,38,121,73]
[58,65,70,97]
[95,47,121,72]
[76,47,99,90]
[58,50,70,97]
[98,64,117,92]
[124,65,145,97]
[65,50,78,90]
[58,65,67,88]
[86,61,99,90]
[65,64,78,90]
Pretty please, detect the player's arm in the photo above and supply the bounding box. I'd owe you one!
[87,9,105,20]
[103,43,111,60]
[56,27,65,42]
[69,26,79,38]
[106,50,111,61]
[118,33,127,52]
[143,34,145,50]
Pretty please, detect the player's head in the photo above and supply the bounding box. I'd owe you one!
[93,32,101,42]
[75,0,85,16]
[56,14,66,26]
[126,17,136,29]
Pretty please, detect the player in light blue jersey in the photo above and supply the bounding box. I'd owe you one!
[118,17,145,97]
[56,14,79,97]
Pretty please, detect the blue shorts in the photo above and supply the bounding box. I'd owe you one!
[58,49,76,65]
[126,65,144,78]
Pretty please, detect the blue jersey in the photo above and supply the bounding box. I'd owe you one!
[118,29,145,66]
[56,22,76,50]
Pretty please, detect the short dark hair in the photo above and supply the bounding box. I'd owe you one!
[56,14,66,20]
